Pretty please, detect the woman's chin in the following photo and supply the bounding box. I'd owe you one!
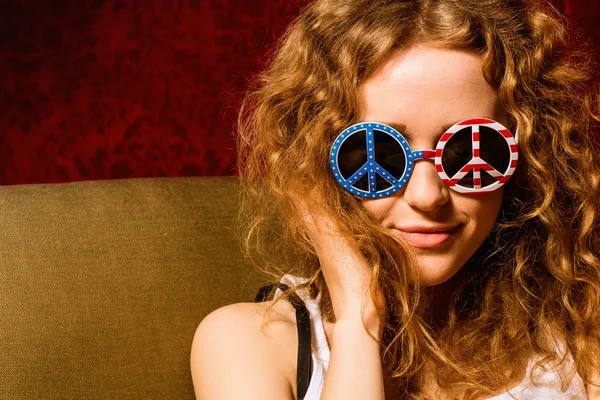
[418,274,454,287]
[414,257,466,287]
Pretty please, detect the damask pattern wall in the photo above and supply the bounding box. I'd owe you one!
[0,0,597,185]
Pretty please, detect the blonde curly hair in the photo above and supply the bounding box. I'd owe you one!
[236,0,600,397]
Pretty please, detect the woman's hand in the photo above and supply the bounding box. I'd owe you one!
[297,197,388,400]
[297,199,387,335]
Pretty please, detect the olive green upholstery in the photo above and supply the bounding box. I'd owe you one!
[0,177,268,400]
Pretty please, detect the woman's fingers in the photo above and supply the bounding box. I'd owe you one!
[297,200,387,324]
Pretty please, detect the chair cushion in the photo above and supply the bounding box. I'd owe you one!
[0,177,268,399]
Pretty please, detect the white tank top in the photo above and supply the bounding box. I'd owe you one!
[274,274,589,400]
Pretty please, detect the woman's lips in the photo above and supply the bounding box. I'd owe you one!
[392,225,462,248]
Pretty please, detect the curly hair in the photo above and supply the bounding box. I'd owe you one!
[235,0,600,398]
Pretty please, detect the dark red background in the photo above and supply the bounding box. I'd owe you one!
[0,0,596,185]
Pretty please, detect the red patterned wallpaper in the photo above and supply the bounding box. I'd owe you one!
[0,0,597,185]
[0,0,307,185]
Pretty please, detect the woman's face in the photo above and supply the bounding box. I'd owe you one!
[359,44,507,286]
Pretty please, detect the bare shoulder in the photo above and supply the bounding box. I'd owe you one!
[190,298,299,400]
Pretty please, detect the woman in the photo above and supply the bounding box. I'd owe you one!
[191,0,600,398]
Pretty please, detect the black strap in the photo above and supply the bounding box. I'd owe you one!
[254,282,312,400]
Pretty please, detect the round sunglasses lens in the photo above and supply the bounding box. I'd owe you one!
[373,129,406,191]
[441,125,510,188]
[479,125,510,186]
[442,127,473,185]
[337,128,407,192]
[338,130,369,190]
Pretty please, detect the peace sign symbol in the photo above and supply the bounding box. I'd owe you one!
[330,118,519,198]
[435,118,519,194]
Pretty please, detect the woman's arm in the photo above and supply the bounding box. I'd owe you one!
[321,314,385,399]
[300,202,387,400]
[190,302,295,400]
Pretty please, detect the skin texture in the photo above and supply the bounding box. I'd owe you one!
[360,44,508,287]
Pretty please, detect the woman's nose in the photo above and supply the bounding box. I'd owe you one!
[402,160,450,211]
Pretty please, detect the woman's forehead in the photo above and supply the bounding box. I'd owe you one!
[358,45,506,137]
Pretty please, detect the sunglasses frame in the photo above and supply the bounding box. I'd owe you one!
[329,118,519,199]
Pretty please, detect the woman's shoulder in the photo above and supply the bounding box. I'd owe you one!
[197,298,299,342]
[190,299,299,399]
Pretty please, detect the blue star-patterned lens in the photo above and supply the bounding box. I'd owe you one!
[330,122,426,198]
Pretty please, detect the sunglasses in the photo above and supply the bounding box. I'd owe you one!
[329,118,519,199]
